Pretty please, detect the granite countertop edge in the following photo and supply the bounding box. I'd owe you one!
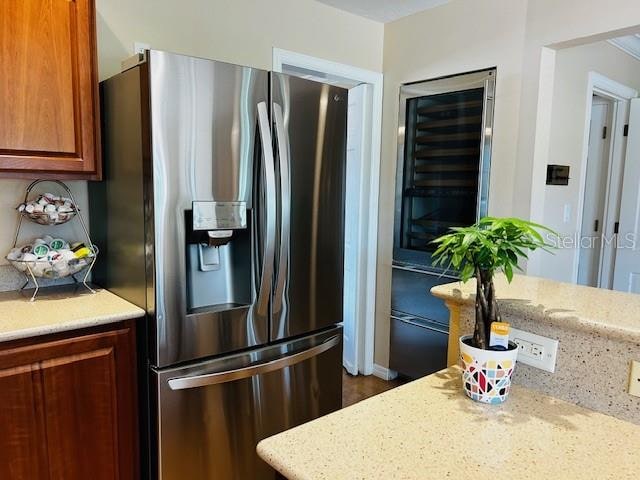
[0,286,145,343]
[431,276,640,343]
[256,366,640,480]
[0,309,145,343]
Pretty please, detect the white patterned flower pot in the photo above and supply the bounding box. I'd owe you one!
[459,335,518,404]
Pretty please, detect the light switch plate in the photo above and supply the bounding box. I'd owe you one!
[629,360,640,397]
[510,327,559,373]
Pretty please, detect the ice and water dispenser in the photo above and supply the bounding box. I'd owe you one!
[185,201,252,313]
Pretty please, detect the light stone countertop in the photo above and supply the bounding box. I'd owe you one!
[0,285,145,342]
[257,367,640,480]
[431,274,640,342]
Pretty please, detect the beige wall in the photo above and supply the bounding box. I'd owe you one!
[540,41,640,282]
[375,0,529,367]
[96,0,384,79]
[376,0,640,368]
[0,0,383,268]
[516,0,640,222]
[0,181,88,266]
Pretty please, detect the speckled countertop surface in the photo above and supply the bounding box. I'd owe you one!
[0,285,145,342]
[431,274,640,342]
[257,367,640,480]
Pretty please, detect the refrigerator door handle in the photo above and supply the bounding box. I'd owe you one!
[167,334,341,390]
[272,103,290,329]
[256,102,277,322]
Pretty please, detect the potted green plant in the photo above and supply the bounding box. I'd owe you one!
[432,217,554,404]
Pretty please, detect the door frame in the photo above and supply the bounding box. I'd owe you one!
[577,95,614,287]
[573,72,637,284]
[272,48,383,376]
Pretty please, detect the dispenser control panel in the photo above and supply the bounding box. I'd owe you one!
[192,201,247,230]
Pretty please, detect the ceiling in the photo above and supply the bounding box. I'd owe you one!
[316,0,449,23]
[608,34,640,62]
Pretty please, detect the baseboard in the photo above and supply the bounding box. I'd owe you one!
[372,363,398,381]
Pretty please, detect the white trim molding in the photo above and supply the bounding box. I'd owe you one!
[273,48,383,376]
[608,35,640,62]
[588,71,638,102]
[373,364,398,381]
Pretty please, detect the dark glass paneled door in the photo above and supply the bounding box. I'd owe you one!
[393,69,496,269]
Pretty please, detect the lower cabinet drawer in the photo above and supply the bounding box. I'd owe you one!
[389,315,448,379]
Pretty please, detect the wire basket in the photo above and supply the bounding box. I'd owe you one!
[7,253,96,279]
[8,180,97,301]
[19,210,78,226]
[17,189,79,226]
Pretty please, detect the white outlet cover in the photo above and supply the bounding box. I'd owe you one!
[563,203,571,223]
[134,42,150,55]
[629,360,640,397]
[511,327,559,373]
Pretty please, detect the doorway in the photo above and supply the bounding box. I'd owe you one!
[576,73,636,289]
[577,95,615,287]
[272,48,383,376]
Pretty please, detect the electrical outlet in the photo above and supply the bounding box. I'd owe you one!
[629,361,640,397]
[134,42,150,55]
[511,327,558,373]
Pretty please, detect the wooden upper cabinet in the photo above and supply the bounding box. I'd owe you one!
[0,0,101,179]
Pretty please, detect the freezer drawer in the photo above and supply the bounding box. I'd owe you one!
[152,327,342,480]
[389,314,448,379]
[391,265,453,324]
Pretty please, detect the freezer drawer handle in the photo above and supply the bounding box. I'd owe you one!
[390,314,449,335]
[391,263,458,280]
[167,334,341,390]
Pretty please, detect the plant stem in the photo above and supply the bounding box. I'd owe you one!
[474,268,490,349]
[488,278,501,323]
[474,289,487,350]
[481,270,493,346]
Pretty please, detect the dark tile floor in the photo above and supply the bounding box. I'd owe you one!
[342,369,406,407]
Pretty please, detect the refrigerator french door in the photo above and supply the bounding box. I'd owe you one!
[92,50,347,480]
[270,73,346,340]
[389,69,495,379]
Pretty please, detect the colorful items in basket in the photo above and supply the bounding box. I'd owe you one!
[6,236,95,278]
[16,193,77,225]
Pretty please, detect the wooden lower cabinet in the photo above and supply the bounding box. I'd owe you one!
[0,321,138,480]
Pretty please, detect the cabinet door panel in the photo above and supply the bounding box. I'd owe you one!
[0,0,76,153]
[0,322,137,480]
[0,363,48,480]
[42,348,119,480]
[0,0,100,178]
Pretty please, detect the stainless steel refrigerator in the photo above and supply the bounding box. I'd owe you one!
[90,50,347,480]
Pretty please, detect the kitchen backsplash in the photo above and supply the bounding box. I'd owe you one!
[0,180,90,291]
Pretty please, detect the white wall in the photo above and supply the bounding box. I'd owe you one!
[540,41,640,282]
[376,0,640,368]
[516,0,640,221]
[376,0,529,366]
[96,0,384,80]
[520,0,640,276]
[0,0,383,271]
